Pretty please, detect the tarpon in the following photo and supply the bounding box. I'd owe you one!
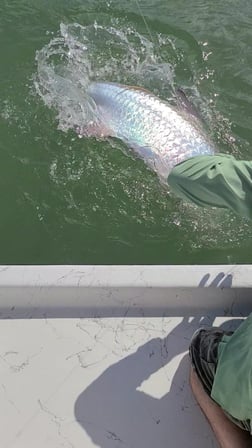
[82,82,215,181]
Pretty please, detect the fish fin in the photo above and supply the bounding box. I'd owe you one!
[176,88,204,122]
[75,121,113,139]
[133,145,168,179]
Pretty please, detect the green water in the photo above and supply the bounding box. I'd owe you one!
[1,0,252,264]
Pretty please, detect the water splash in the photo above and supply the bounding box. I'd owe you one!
[34,21,175,134]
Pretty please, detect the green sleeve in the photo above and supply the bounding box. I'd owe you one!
[167,154,252,219]
[211,314,252,422]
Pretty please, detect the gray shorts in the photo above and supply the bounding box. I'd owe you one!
[189,327,251,433]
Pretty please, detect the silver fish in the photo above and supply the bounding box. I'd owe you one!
[84,82,215,181]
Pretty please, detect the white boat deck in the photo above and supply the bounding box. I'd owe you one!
[0,265,251,448]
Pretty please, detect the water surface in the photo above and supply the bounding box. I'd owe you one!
[1,0,252,264]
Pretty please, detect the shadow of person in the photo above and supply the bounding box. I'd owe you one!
[199,272,233,288]
[75,315,244,448]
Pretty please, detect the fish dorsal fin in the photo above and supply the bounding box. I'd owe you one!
[175,88,204,123]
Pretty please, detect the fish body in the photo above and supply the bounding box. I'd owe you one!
[87,82,215,180]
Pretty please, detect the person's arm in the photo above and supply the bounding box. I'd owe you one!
[190,367,252,448]
[168,154,252,219]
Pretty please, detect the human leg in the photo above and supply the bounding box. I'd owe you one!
[189,328,252,447]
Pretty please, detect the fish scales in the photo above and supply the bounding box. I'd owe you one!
[87,82,214,180]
